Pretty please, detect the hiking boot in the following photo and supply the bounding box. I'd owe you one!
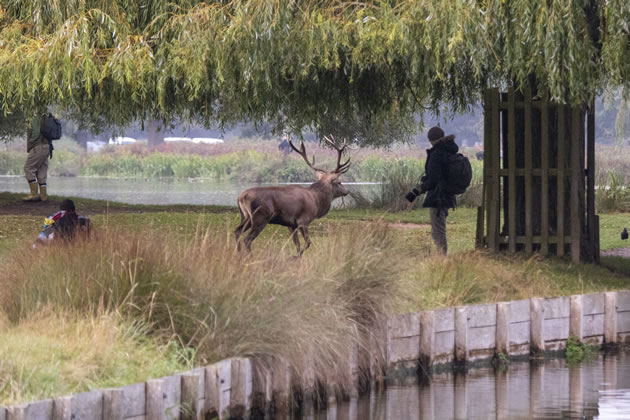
[39,184,48,202]
[22,182,40,202]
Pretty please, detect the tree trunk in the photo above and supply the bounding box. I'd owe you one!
[74,130,90,149]
[146,119,165,147]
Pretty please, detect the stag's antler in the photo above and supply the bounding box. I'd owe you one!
[323,135,351,174]
[289,139,327,172]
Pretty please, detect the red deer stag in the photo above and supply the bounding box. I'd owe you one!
[234,137,351,255]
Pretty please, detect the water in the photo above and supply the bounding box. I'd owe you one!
[312,352,630,420]
[0,176,380,207]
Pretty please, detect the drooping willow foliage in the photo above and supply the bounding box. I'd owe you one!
[1,1,629,145]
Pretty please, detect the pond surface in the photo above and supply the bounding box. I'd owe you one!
[0,176,379,207]
[311,351,630,420]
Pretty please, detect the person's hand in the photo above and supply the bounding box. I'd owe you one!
[405,188,421,203]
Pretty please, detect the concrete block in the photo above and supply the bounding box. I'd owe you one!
[419,311,434,366]
[120,382,145,418]
[454,306,468,362]
[543,296,570,319]
[70,391,103,420]
[605,292,617,344]
[582,293,605,315]
[543,317,569,342]
[508,321,530,346]
[433,331,455,365]
[468,303,496,328]
[23,400,55,420]
[582,314,604,338]
[386,313,420,366]
[181,374,201,420]
[617,290,630,311]
[434,308,455,332]
[496,302,510,355]
[618,311,630,333]
[570,295,583,340]
[6,405,26,420]
[530,298,544,353]
[0,407,5,420]
[468,325,496,354]
[103,389,123,420]
[161,374,182,419]
[230,358,253,417]
[509,299,531,323]
[146,379,165,420]
[52,396,71,420]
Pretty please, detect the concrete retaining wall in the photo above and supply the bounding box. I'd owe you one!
[2,290,629,419]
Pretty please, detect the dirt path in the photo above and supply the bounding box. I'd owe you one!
[601,247,630,258]
[0,193,232,217]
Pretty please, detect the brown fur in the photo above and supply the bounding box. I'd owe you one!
[235,139,350,255]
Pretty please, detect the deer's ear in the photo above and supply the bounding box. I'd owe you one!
[315,170,326,180]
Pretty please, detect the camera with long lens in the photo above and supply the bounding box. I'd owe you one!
[405,188,421,203]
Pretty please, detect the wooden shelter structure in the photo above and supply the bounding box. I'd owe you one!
[476,88,599,263]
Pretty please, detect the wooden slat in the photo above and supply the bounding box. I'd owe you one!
[507,89,517,252]
[587,102,596,260]
[498,168,571,176]
[557,105,566,257]
[480,89,491,249]
[505,235,572,244]
[488,89,501,251]
[524,87,533,254]
[570,107,582,263]
[541,99,550,256]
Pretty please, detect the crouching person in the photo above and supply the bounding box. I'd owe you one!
[36,199,92,245]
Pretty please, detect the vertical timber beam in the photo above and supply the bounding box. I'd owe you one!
[570,107,582,263]
[541,99,550,256]
[557,106,566,257]
[524,87,534,254]
[488,89,501,251]
[587,102,597,263]
[508,89,517,252]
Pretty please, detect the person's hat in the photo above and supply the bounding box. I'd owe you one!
[427,126,454,145]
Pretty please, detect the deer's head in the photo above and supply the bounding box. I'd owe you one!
[289,136,351,198]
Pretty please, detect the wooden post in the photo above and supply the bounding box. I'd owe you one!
[507,89,517,253]
[604,292,617,345]
[103,389,123,420]
[587,103,596,261]
[496,302,510,355]
[557,106,566,257]
[530,298,545,354]
[455,306,468,363]
[489,89,501,251]
[146,379,165,420]
[524,87,533,254]
[419,311,435,367]
[570,295,583,341]
[52,396,71,420]
[540,99,550,256]
[181,374,200,420]
[570,107,582,263]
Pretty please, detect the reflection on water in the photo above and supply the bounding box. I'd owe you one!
[0,176,379,207]
[310,351,630,420]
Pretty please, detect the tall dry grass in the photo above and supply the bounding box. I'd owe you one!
[0,221,406,394]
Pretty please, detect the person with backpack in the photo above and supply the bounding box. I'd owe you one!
[405,126,472,255]
[23,113,62,202]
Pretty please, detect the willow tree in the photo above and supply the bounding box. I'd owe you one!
[2,1,627,144]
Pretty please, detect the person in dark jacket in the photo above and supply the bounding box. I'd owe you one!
[23,115,50,202]
[405,126,459,255]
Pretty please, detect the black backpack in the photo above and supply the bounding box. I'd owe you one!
[41,113,62,140]
[445,153,472,195]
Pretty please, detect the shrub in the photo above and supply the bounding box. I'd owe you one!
[0,222,404,391]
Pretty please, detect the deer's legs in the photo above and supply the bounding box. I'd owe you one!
[299,225,312,255]
[288,227,301,255]
[234,216,251,251]
[243,219,268,253]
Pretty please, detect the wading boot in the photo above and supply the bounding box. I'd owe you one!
[22,181,40,202]
[39,184,48,202]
